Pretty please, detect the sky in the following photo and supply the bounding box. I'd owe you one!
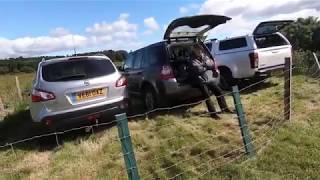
[0,0,319,59]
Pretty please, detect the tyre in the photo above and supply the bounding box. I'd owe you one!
[143,87,157,112]
[219,71,236,91]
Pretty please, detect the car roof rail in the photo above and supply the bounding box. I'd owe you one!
[94,53,107,57]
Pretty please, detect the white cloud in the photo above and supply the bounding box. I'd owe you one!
[0,35,87,58]
[143,17,160,35]
[197,0,320,39]
[0,13,142,58]
[179,3,200,15]
[50,27,70,37]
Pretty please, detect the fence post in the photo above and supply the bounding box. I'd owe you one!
[15,76,22,101]
[232,85,254,156]
[284,57,292,121]
[115,113,140,180]
[0,96,4,112]
[312,52,320,72]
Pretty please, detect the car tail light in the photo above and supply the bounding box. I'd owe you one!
[249,52,259,68]
[31,89,55,102]
[160,65,175,80]
[116,75,127,87]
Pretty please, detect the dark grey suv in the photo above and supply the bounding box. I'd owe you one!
[123,15,231,111]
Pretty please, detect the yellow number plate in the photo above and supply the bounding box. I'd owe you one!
[76,88,106,101]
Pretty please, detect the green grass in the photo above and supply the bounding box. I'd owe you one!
[0,74,319,179]
[0,73,34,115]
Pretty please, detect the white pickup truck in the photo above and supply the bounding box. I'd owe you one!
[205,20,293,86]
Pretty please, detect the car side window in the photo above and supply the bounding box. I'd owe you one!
[205,42,212,51]
[133,51,143,69]
[124,53,134,70]
[219,38,247,51]
[143,45,166,68]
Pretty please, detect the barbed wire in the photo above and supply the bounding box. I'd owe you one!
[166,112,289,179]
[0,64,316,179]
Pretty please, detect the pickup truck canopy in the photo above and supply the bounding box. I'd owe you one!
[164,15,231,40]
[253,20,294,35]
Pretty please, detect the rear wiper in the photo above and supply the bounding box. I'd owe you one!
[54,74,87,81]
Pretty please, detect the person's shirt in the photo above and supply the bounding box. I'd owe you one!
[188,52,219,83]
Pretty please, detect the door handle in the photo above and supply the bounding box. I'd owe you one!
[272,51,280,53]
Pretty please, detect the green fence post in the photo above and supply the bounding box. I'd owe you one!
[232,86,254,156]
[115,113,140,180]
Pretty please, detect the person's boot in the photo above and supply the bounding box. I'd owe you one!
[216,97,234,113]
[223,108,235,114]
[210,113,221,119]
[201,85,219,119]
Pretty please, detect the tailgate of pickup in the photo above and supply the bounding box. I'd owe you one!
[257,46,291,72]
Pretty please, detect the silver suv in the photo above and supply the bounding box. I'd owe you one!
[30,56,128,129]
[123,15,231,111]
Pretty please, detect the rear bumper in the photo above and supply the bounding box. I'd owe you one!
[38,100,127,128]
[156,78,209,102]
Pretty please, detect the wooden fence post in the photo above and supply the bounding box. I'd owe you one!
[284,57,292,121]
[15,76,23,101]
[232,85,254,156]
[0,96,4,112]
[312,52,320,72]
[115,113,140,180]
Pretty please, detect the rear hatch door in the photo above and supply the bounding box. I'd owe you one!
[253,20,293,36]
[164,15,231,41]
[39,57,121,113]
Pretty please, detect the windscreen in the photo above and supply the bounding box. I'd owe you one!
[254,34,288,48]
[42,58,116,82]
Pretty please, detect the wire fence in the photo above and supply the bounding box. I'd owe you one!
[0,61,319,179]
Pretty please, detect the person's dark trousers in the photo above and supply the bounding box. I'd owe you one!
[206,82,228,111]
[198,83,219,118]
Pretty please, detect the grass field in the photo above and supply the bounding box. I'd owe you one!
[0,73,34,116]
[0,73,319,179]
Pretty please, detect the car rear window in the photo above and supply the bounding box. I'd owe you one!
[254,34,288,48]
[219,37,247,51]
[42,58,116,82]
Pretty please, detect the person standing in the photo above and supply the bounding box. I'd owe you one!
[188,44,233,119]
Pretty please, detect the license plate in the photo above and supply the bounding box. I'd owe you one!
[76,88,106,101]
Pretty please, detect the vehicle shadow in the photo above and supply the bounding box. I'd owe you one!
[0,109,117,152]
[236,78,279,95]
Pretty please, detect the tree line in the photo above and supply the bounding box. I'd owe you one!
[0,50,128,74]
[280,16,320,70]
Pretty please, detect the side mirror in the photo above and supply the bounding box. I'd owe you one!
[117,65,124,71]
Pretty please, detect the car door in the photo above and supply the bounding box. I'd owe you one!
[128,50,144,95]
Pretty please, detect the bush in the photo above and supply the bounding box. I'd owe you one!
[0,66,9,74]
[19,66,34,73]
[293,50,319,74]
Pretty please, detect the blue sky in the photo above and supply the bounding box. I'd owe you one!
[0,0,318,58]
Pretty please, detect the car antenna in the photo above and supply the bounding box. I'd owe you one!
[72,35,77,56]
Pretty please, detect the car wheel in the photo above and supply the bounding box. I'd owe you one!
[143,87,157,112]
[220,75,237,91]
